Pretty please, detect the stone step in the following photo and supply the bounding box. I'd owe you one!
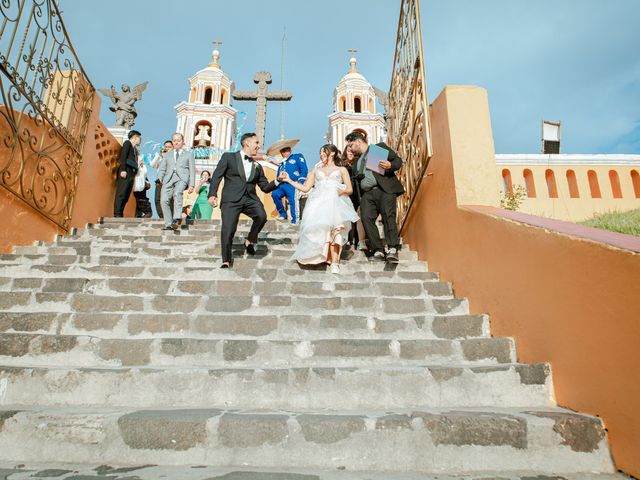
[0,463,627,480]
[0,363,550,409]
[13,244,419,262]
[0,264,437,282]
[0,312,485,340]
[0,291,465,316]
[0,333,515,367]
[0,254,426,271]
[0,407,614,473]
[0,275,453,298]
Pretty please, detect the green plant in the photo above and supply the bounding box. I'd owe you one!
[580,209,640,236]
[500,185,527,211]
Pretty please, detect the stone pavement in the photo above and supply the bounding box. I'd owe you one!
[0,219,628,478]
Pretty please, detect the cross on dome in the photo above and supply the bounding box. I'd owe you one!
[348,48,358,73]
[209,40,223,68]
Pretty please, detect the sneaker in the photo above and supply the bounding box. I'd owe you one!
[357,242,367,251]
[330,264,340,274]
[372,250,386,261]
[275,216,287,222]
[386,247,399,263]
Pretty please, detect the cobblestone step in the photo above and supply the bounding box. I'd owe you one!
[0,312,486,340]
[0,276,453,298]
[0,333,515,367]
[0,363,550,409]
[0,464,627,480]
[0,407,614,473]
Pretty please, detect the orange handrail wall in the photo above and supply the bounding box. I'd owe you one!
[0,96,127,253]
[402,86,640,477]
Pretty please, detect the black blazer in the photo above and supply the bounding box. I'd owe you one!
[209,151,277,204]
[118,140,139,173]
[357,142,405,196]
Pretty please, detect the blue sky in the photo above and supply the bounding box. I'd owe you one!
[61,0,640,161]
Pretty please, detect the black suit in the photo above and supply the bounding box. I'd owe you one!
[209,151,277,263]
[356,142,405,252]
[113,140,138,217]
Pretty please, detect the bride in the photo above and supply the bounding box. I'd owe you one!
[278,144,359,274]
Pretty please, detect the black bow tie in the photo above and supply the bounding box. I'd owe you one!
[244,155,254,162]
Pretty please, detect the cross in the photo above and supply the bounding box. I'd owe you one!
[232,70,293,149]
[348,48,357,57]
[212,40,223,49]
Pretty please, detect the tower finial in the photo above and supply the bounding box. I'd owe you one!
[348,48,358,73]
[210,40,223,68]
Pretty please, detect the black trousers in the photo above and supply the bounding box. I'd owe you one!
[113,169,135,217]
[134,190,152,218]
[220,196,267,263]
[360,187,400,252]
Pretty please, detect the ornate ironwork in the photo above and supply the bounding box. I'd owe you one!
[0,0,95,230]
[387,0,432,231]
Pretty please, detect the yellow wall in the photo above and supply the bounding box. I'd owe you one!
[499,161,640,222]
[402,85,640,478]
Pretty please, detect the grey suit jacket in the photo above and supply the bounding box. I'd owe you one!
[157,148,196,186]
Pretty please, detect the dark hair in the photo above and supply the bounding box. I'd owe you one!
[240,132,257,147]
[341,145,359,166]
[320,144,343,166]
[201,170,211,178]
[280,147,292,154]
[163,140,172,146]
[345,130,367,144]
[128,130,141,139]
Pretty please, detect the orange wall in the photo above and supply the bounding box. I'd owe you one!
[0,95,123,252]
[402,86,640,478]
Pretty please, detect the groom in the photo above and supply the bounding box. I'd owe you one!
[208,132,279,268]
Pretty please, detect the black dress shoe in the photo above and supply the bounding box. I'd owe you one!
[161,226,173,231]
[220,262,230,269]
[245,243,256,255]
[170,220,180,231]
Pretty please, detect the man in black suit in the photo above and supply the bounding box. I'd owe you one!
[113,130,142,217]
[346,131,405,263]
[208,132,278,268]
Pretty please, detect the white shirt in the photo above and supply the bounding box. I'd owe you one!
[240,151,253,180]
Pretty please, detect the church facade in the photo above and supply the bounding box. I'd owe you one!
[174,47,236,168]
[327,55,386,152]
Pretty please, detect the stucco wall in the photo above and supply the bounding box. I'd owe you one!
[402,85,640,478]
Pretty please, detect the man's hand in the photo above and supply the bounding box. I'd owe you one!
[278,172,290,183]
[208,196,218,208]
[119,171,127,179]
[188,186,194,194]
[379,160,392,171]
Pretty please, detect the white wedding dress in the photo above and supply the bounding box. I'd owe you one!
[291,169,359,264]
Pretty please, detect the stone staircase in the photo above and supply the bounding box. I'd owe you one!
[0,218,626,479]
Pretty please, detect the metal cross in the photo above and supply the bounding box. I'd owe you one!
[212,40,223,49]
[232,71,293,149]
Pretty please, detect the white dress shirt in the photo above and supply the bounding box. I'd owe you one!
[240,152,253,180]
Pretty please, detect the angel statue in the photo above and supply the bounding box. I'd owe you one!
[99,82,148,129]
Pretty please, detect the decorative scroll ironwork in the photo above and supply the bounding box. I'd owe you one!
[0,0,95,230]
[387,0,432,231]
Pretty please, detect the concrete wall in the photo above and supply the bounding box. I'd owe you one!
[401,85,640,478]
[0,96,124,252]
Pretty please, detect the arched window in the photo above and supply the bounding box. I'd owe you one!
[545,169,558,198]
[339,97,346,112]
[220,89,227,105]
[523,169,536,198]
[566,170,579,198]
[203,87,213,104]
[609,170,622,198]
[354,96,362,113]
[631,170,640,198]
[588,170,601,198]
[501,169,513,194]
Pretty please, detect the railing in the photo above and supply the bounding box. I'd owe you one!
[387,0,432,231]
[0,0,95,231]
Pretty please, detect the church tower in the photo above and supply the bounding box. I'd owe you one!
[328,51,386,152]
[175,44,236,167]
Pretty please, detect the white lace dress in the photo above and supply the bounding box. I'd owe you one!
[291,169,359,265]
